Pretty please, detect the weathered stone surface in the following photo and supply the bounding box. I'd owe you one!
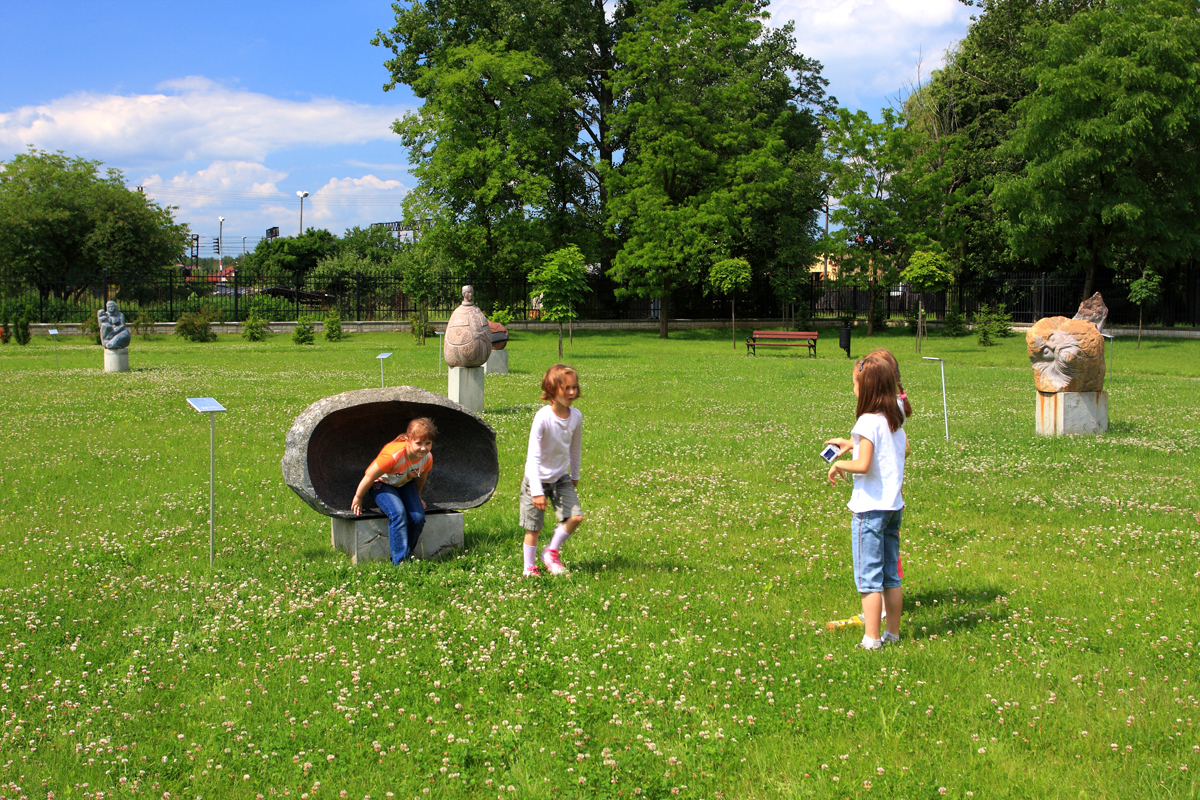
[103,347,129,373]
[489,320,509,350]
[98,301,131,350]
[1035,391,1108,436]
[1027,316,1106,392]
[282,386,498,519]
[485,347,509,375]
[448,366,485,413]
[1073,292,1109,333]
[331,511,464,565]
[443,286,493,367]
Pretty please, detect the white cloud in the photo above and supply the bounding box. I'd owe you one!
[139,161,408,239]
[771,0,973,109]
[0,76,409,163]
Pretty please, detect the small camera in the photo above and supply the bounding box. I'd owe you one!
[820,444,840,463]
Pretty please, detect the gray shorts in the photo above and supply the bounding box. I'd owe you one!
[519,474,582,532]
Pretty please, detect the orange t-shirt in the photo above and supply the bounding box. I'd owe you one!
[370,436,432,487]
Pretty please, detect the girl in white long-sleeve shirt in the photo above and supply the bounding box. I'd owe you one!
[519,364,584,577]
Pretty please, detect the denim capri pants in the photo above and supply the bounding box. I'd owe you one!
[851,508,903,593]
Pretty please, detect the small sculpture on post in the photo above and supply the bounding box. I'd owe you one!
[1027,294,1108,435]
[98,301,131,350]
[443,286,493,368]
[98,300,131,372]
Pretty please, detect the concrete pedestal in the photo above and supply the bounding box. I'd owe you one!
[331,510,464,565]
[1035,390,1108,436]
[448,366,485,412]
[484,348,509,375]
[103,348,129,373]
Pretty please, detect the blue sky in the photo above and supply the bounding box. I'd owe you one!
[1,0,973,251]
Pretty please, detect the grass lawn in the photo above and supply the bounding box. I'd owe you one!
[0,324,1196,799]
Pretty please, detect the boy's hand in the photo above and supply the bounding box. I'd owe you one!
[532,495,547,511]
[572,480,579,488]
[350,495,364,515]
[827,463,840,486]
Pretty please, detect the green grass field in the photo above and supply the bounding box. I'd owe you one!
[0,325,1196,799]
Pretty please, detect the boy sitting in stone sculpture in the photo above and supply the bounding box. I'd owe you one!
[350,417,436,564]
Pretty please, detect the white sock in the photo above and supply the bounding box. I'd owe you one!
[523,544,538,570]
[882,631,900,643]
[548,525,570,552]
[861,635,882,650]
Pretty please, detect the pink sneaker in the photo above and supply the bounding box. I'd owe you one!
[522,564,542,578]
[541,548,569,576]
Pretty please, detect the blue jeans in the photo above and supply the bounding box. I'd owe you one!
[368,482,426,564]
[851,508,903,593]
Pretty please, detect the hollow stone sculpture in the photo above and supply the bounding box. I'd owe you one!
[281,386,498,519]
[98,301,131,350]
[443,286,492,368]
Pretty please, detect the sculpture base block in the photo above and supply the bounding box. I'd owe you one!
[484,348,509,375]
[448,366,485,413]
[104,348,129,373]
[331,511,464,565]
[1035,391,1108,436]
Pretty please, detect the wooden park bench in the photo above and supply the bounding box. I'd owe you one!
[745,330,818,357]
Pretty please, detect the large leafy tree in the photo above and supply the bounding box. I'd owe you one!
[375,0,828,329]
[606,0,828,338]
[239,229,340,280]
[821,108,909,336]
[994,0,1200,300]
[0,148,189,300]
[900,0,1098,279]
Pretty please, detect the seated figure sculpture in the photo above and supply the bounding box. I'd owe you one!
[98,301,131,350]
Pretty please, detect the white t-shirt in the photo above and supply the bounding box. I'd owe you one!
[524,405,583,496]
[847,412,906,513]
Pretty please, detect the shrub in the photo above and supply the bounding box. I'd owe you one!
[975,304,1013,346]
[292,316,316,345]
[132,313,155,339]
[903,304,920,335]
[13,315,30,346]
[81,313,102,345]
[242,314,270,342]
[489,302,514,327]
[175,303,223,343]
[323,311,343,342]
[942,308,968,337]
[409,312,429,343]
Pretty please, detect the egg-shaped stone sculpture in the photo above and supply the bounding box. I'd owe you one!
[443,285,493,367]
[281,386,498,519]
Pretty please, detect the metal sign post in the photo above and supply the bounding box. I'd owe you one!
[1101,333,1113,375]
[434,331,444,375]
[48,329,59,370]
[186,398,227,566]
[922,357,949,441]
[376,352,392,388]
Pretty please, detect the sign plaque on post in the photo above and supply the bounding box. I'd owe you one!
[186,398,227,566]
[376,352,392,388]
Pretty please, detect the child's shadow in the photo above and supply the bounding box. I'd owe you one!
[903,584,1012,638]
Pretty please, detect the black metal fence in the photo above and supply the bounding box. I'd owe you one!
[2,267,1197,328]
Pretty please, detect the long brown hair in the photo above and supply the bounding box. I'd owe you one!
[865,348,913,418]
[855,355,905,432]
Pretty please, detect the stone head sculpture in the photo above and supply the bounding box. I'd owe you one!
[1026,317,1105,392]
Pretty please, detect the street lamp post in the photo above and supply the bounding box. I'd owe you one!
[297,191,309,234]
[242,236,247,254]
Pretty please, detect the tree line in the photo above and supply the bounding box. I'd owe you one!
[3,0,1198,334]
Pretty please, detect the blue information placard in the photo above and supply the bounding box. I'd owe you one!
[187,398,227,413]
